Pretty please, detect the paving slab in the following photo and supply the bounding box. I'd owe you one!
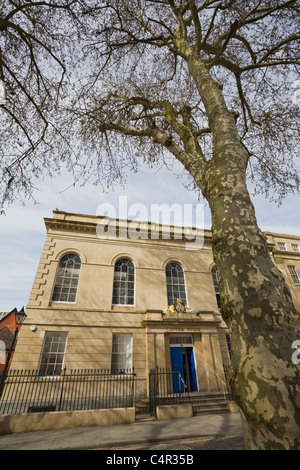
[0,413,243,450]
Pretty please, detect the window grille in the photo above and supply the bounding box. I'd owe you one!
[111,334,133,371]
[288,265,300,285]
[165,262,187,306]
[169,336,193,346]
[112,258,135,305]
[38,331,68,376]
[278,242,287,251]
[51,253,81,303]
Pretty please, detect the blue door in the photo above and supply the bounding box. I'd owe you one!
[170,347,185,393]
[170,347,198,393]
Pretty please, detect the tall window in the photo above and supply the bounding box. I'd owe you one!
[288,265,300,285]
[111,334,133,372]
[38,331,68,376]
[112,258,135,305]
[51,253,81,303]
[165,262,187,305]
[211,266,221,309]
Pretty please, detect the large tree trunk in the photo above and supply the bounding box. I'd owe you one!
[186,59,300,449]
[205,156,300,450]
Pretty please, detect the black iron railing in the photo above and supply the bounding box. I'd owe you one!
[0,368,135,415]
[149,368,190,416]
[149,366,232,416]
[223,365,230,382]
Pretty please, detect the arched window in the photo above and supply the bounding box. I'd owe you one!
[112,258,135,305]
[51,253,81,303]
[165,262,187,306]
[211,266,221,309]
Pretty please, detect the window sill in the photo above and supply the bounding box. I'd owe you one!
[111,305,136,311]
[49,301,76,307]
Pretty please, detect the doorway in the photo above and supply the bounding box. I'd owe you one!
[170,344,198,393]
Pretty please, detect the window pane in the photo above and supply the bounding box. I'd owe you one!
[38,332,67,376]
[51,254,81,303]
[278,243,287,251]
[165,262,187,306]
[112,258,135,305]
[288,265,300,284]
[111,334,133,372]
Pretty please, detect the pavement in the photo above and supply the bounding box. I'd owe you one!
[0,412,244,450]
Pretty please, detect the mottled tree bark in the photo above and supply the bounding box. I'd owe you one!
[206,164,300,450]
[186,59,300,450]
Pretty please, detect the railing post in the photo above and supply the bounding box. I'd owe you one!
[58,367,66,411]
[149,368,156,417]
[132,368,135,408]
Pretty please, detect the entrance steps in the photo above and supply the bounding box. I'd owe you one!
[189,391,230,415]
[135,391,231,418]
[164,391,231,415]
[135,398,151,416]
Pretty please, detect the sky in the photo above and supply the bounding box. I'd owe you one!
[0,162,300,312]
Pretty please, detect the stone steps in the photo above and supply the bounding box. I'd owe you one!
[187,392,230,415]
[135,391,231,417]
[192,401,229,415]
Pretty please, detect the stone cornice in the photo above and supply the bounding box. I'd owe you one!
[44,218,97,234]
[45,211,300,245]
[44,210,213,245]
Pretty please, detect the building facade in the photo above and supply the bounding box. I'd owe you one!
[12,211,300,399]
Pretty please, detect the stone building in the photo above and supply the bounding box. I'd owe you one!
[12,210,300,399]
